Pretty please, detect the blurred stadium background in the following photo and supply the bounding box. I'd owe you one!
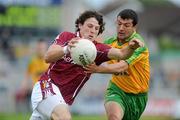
[0,0,180,120]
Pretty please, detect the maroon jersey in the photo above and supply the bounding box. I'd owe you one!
[40,31,111,105]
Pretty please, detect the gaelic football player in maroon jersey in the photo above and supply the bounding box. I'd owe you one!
[30,10,144,120]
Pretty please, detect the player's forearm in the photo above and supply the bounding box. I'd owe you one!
[95,63,128,74]
[118,46,135,60]
[108,46,134,60]
[44,45,65,63]
[108,38,144,60]
[94,65,112,73]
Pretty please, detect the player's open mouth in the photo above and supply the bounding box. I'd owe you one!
[119,32,125,35]
[118,33,125,36]
[88,36,93,39]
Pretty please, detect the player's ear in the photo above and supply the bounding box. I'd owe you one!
[78,23,83,29]
[133,25,137,31]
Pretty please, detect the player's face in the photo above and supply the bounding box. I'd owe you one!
[116,16,136,40]
[79,17,100,41]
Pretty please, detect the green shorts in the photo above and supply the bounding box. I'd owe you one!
[105,81,148,120]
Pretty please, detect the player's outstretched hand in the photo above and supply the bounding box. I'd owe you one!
[68,37,80,48]
[129,39,144,50]
[66,37,80,54]
[84,63,99,73]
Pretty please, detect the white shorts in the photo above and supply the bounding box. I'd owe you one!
[30,80,67,120]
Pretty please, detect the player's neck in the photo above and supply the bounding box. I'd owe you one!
[117,38,127,44]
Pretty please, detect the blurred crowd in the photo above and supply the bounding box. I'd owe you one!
[0,28,52,113]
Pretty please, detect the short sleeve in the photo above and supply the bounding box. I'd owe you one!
[52,32,75,47]
[95,43,111,65]
[125,47,147,65]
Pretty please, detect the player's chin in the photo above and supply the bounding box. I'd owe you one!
[87,37,94,41]
[118,35,125,40]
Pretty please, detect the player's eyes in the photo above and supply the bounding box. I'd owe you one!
[125,24,131,27]
[117,23,131,28]
[118,23,122,26]
[95,27,99,31]
[87,24,93,28]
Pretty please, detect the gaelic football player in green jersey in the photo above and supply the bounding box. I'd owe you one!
[85,9,150,120]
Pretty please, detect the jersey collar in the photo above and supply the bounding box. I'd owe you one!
[125,31,136,42]
[116,31,136,45]
[76,32,80,37]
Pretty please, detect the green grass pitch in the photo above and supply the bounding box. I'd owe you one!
[0,113,172,120]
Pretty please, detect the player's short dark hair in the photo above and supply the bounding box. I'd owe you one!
[117,9,138,26]
[75,10,105,35]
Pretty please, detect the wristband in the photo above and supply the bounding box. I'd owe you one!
[63,46,69,54]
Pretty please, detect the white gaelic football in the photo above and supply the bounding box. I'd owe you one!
[70,39,97,66]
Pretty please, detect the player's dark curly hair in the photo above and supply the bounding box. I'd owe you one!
[117,9,138,26]
[75,10,105,35]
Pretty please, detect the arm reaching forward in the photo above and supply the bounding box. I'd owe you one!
[44,38,78,63]
[44,44,65,63]
[107,39,144,60]
[85,60,128,74]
